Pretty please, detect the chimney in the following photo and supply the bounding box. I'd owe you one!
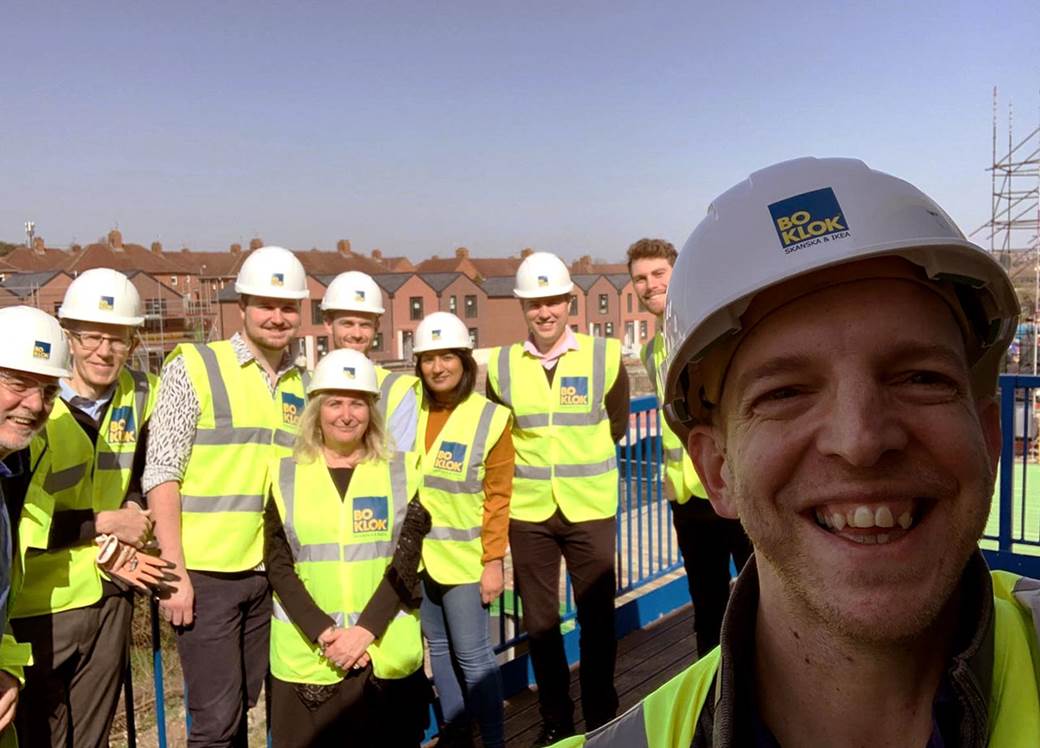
[336,239,352,256]
[108,229,123,250]
[230,242,242,254]
[580,254,591,265]
[31,237,46,255]
[455,246,469,259]
[249,238,263,251]
[70,243,82,254]
[520,247,534,259]
[151,241,163,255]
[371,248,383,260]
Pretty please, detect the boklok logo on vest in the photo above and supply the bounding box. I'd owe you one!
[560,376,589,406]
[353,496,389,534]
[434,441,467,473]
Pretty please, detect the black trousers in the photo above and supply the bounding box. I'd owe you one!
[269,668,430,748]
[509,511,618,731]
[12,584,133,748]
[176,570,270,748]
[671,498,752,656]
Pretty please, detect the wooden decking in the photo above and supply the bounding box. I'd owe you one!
[500,604,697,746]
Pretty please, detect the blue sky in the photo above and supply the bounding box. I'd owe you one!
[1,1,1038,260]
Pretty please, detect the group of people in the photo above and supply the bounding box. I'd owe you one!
[0,155,1038,748]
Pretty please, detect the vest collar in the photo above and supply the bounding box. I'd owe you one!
[704,552,994,748]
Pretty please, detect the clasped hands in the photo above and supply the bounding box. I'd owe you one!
[318,624,375,672]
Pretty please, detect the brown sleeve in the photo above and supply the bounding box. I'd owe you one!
[263,494,336,643]
[480,422,514,563]
[605,360,630,444]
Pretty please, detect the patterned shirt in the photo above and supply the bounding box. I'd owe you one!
[142,333,296,493]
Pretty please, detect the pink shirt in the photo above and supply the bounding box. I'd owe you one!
[523,327,579,370]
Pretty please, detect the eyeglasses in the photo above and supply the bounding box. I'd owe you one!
[67,331,134,353]
[0,371,61,403]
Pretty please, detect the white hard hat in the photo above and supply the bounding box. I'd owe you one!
[234,246,309,300]
[413,311,471,353]
[59,268,144,327]
[663,156,1020,439]
[308,348,380,396]
[513,252,574,299]
[0,306,73,379]
[321,271,385,315]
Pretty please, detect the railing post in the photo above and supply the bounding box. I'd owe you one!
[999,374,1016,554]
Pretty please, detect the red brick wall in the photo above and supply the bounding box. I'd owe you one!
[387,276,438,359]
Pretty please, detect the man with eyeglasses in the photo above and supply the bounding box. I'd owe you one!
[8,268,160,748]
[0,305,72,745]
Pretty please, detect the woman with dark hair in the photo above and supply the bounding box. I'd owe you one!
[412,312,513,748]
[264,348,432,747]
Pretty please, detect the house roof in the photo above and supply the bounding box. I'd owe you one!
[171,250,245,277]
[480,276,517,298]
[605,273,632,291]
[420,272,466,293]
[371,273,425,294]
[292,249,386,276]
[65,242,187,275]
[0,271,68,298]
[571,274,604,292]
[1,246,74,272]
[470,257,522,277]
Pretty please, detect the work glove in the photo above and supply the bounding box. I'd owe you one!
[95,534,179,595]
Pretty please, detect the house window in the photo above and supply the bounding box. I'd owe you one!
[592,323,602,336]
[627,293,633,313]
[605,322,614,337]
[449,295,457,314]
[171,276,178,286]
[53,302,62,315]
[598,294,608,314]
[569,297,578,315]
[311,301,323,325]
[468,328,478,347]
[570,324,579,333]
[464,295,477,318]
[371,332,383,352]
[317,336,329,356]
[625,321,635,345]
[410,297,423,321]
[640,320,648,340]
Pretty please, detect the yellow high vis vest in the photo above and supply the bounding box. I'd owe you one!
[568,571,1040,747]
[641,333,703,505]
[177,341,306,572]
[269,452,423,683]
[376,367,421,451]
[418,394,510,584]
[488,334,620,523]
[13,368,157,618]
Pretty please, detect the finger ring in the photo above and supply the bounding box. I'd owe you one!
[129,558,139,571]
[352,663,361,670]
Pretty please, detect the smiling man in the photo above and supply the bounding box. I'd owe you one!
[628,238,751,655]
[10,269,159,748]
[486,252,629,745]
[566,158,1040,747]
[144,246,310,747]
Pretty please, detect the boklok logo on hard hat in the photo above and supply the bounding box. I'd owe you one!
[33,341,51,359]
[99,295,115,311]
[343,367,356,379]
[271,273,285,287]
[281,392,305,426]
[537,275,549,287]
[434,441,467,473]
[768,187,850,254]
[354,290,366,302]
[431,329,441,341]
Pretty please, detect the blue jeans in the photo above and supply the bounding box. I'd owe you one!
[420,574,504,748]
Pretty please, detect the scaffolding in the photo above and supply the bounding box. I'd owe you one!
[971,87,1040,372]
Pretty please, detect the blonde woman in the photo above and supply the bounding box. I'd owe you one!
[413,312,513,748]
[263,348,431,747]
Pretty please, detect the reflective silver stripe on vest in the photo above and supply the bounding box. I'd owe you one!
[514,413,549,429]
[343,541,396,563]
[553,411,603,427]
[296,543,340,563]
[380,372,401,404]
[193,426,274,445]
[590,335,607,422]
[273,429,296,449]
[129,368,151,422]
[389,452,410,540]
[583,702,648,748]
[43,462,88,493]
[273,598,349,627]
[495,348,513,408]
[194,344,234,428]
[641,339,657,392]
[427,526,481,542]
[181,494,265,513]
[665,448,686,462]
[301,371,311,391]
[278,456,303,557]
[96,451,135,471]
[423,475,483,495]
[514,456,617,481]
[1014,576,1040,641]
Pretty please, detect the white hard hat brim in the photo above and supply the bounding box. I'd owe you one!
[320,301,385,314]
[512,281,574,299]
[308,385,381,398]
[58,309,145,327]
[234,282,310,300]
